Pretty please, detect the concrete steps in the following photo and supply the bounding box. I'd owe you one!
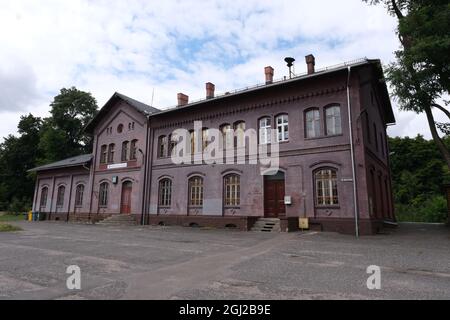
[251,218,281,232]
[97,214,137,226]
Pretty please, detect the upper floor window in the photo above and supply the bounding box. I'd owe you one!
[276,114,289,142]
[189,130,196,154]
[315,169,339,206]
[75,184,84,207]
[56,185,65,207]
[158,136,167,158]
[234,121,246,148]
[99,182,109,207]
[168,133,177,157]
[107,144,115,163]
[188,176,204,207]
[224,174,240,207]
[221,124,233,150]
[130,139,138,160]
[325,105,342,136]
[100,145,107,164]
[306,109,321,138]
[121,141,129,162]
[40,187,48,207]
[259,117,271,145]
[202,128,209,151]
[158,179,172,207]
[117,124,123,133]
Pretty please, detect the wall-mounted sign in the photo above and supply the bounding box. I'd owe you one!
[341,178,353,182]
[112,176,118,184]
[284,196,292,205]
[107,163,127,170]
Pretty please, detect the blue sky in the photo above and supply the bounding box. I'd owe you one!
[0,0,443,141]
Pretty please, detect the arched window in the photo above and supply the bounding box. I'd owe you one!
[100,145,107,164]
[107,144,115,163]
[130,139,138,160]
[325,105,342,136]
[224,174,240,207]
[56,185,65,207]
[305,109,321,138]
[189,177,204,207]
[220,124,233,150]
[234,121,246,148]
[158,136,167,158]
[117,124,124,133]
[75,184,84,207]
[40,187,48,207]
[259,117,271,145]
[99,182,109,207]
[276,114,289,142]
[202,128,209,151]
[314,169,339,206]
[158,179,172,207]
[121,141,129,162]
[168,133,178,157]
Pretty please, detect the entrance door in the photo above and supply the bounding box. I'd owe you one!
[120,181,132,214]
[264,172,286,218]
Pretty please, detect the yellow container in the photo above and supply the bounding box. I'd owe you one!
[28,211,32,221]
[299,218,309,230]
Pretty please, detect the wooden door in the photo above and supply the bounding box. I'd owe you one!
[120,182,132,214]
[264,178,286,218]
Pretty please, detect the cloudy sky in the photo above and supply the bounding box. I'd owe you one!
[0,0,443,141]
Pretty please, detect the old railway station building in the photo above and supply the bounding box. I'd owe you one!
[30,56,396,235]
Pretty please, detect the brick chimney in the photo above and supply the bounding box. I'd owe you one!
[206,82,215,99]
[265,66,274,84]
[305,54,315,74]
[177,93,189,107]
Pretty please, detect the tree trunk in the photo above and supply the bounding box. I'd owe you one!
[424,105,450,171]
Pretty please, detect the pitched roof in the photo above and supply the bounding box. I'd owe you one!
[28,154,92,172]
[84,92,160,133]
[149,58,395,125]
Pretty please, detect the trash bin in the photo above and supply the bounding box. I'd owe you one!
[27,211,32,221]
[32,211,38,221]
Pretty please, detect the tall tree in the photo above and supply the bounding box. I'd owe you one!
[38,87,98,163]
[0,114,43,210]
[364,0,450,169]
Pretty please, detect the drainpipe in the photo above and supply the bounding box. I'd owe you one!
[140,117,150,226]
[347,66,360,238]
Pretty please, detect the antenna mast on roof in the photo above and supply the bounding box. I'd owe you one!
[151,88,155,107]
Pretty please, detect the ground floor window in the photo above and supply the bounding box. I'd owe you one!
[159,179,172,207]
[315,169,339,206]
[75,184,84,207]
[99,182,109,207]
[224,174,240,207]
[56,186,65,207]
[189,176,204,207]
[40,186,48,208]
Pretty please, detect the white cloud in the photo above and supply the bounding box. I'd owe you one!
[0,0,441,142]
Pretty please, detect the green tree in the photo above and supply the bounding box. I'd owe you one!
[38,87,98,163]
[364,0,450,169]
[0,114,43,210]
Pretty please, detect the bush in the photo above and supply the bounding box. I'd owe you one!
[395,195,448,223]
[7,197,31,215]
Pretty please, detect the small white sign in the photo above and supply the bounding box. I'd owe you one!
[341,178,353,182]
[107,163,128,170]
[284,196,292,205]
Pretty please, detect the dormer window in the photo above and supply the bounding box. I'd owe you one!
[117,124,123,133]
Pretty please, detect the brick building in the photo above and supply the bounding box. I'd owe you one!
[30,56,396,235]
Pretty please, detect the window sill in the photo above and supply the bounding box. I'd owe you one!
[305,134,343,141]
[315,205,340,209]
